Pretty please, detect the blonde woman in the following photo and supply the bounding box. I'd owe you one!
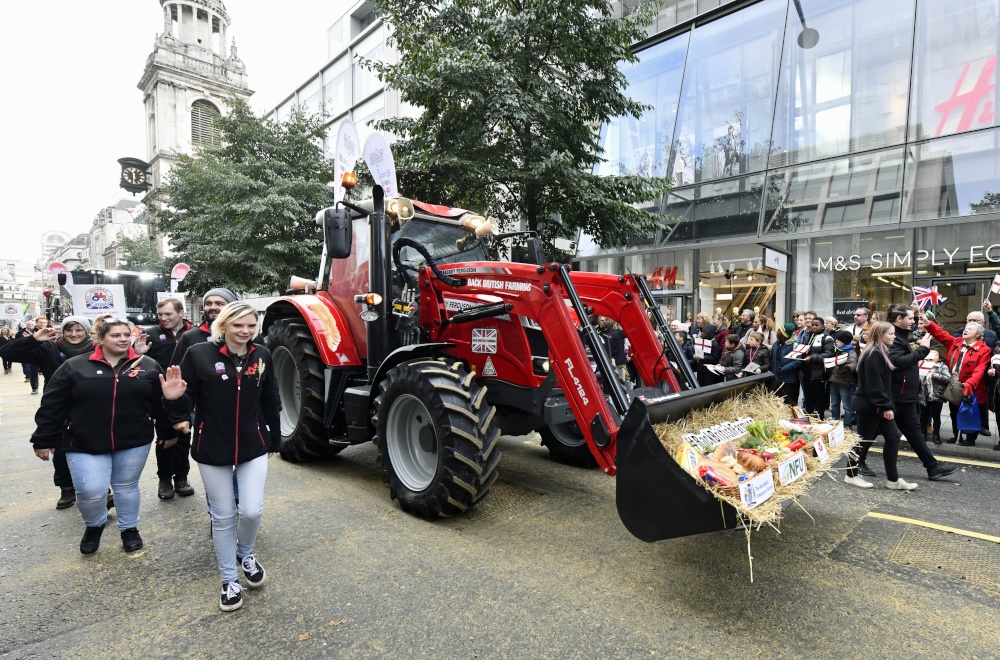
[847,322,929,490]
[161,302,280,612]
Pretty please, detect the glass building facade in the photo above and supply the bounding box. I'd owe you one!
[587,0,1000,333]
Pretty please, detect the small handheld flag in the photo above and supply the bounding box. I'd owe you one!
[912,285,947,310]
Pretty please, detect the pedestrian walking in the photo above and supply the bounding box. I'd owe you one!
[1,326,13,373]
[29,319,173,554]
[924,316,991,446]
[1,316,98,509]
[134,297,195,500]
[17,319,39,393]
[885,305,957,481]
[161,302,280,612]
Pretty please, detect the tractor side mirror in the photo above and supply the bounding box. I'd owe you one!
[526,237,547,265]
[322,207,352,259]
[57,273,67,286]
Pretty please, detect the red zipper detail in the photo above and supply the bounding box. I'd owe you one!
[258,426,267,447]
[196,422,205,453]
[900,376,906,395]
[234,377,242,464]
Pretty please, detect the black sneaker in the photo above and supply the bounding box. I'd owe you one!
[927,463,959,481]
[981,429,992,437]
[80,524,105,554]
[121,528,144,552]
[857,462,876,477]
[240,554,267,589]
[220,581,243,611]
[56,487,76,510]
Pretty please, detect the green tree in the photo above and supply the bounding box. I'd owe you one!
[369,0,670,249]
[155,99,334,294]
[115,231,170,273]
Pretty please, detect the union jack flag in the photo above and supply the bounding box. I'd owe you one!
[912,285,947,309]
[471,328,497,354]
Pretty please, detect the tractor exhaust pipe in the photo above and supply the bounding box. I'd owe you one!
[368,185,393,383]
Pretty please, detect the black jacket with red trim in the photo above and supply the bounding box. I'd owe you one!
[164,341,281,466]
[169,321,212,366]
[142,319,192,369]
[0,335,95,383]
[887,329,929,403]
[30,346,173,454]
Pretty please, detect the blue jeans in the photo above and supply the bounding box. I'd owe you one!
[829,383,854,427]
[199,455,268,584]
[66,444,151,530]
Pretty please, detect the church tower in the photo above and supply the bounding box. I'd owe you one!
[138,0,253,198]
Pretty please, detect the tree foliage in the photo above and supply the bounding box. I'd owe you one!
[155,99,334,295]
[115,231,171,274]
[369,0,670,249]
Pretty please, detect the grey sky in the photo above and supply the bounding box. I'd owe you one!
[0,0,349,261]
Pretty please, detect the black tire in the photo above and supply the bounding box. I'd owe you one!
[539,422,598,469]
[266,318,342,462]
[373,359,500,518]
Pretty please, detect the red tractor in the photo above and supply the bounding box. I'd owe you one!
[263,187,765,541]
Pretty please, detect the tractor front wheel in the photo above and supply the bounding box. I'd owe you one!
[267,318,342,462]
[374,359,500,518]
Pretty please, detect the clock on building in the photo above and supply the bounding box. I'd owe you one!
[117,157,151,194]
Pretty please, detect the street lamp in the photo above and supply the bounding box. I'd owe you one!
[792,0,819,49]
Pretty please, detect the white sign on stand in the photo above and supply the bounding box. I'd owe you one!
[739,469,775,509]
[827,422,845,448]
[813,438,829,463]
[777,451,807,485]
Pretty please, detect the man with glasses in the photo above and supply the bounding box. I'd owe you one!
[841,307,870,340]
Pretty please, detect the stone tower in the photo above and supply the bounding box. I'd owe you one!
[138,0,253,198]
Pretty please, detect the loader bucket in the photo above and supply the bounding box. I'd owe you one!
[615,375,772,541]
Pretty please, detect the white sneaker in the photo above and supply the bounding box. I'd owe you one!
[844,475,873,488]
[886,478,918,491]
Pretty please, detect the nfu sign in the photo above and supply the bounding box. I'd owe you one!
[817,244,1000,272]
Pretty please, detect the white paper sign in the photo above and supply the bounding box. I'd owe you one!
[824,353,848,369]
[777,451,807,485]
[2,303,23,321]
[827,421,845,447]
[918,359,933,380]
[332,118,361,204]
[813,437,829,462]
[789,342,809,359]
[739,469,775,509]
[70,284,128,319]
[362,132,399,199]
[693,336,711,358]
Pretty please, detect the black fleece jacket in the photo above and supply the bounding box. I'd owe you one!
[852,349,896,417]
[142,319,192,369]
[169,321,212,366]
[164,341,281,466]
[30,346,173,454]
[887,328,929,403]
[0,335,94,383]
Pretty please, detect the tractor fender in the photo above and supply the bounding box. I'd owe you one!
[370,342,456,393]
[263,296,362,367]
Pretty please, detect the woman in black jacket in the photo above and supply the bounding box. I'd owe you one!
[162,302,280,612]
[848,321,931,491]
[2,316,97,509]
[30,319,172,554]
[1,326,13,373]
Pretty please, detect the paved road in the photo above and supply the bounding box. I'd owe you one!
[1,372,998,658]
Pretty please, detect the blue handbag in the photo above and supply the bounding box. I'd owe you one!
[956,397,981,433]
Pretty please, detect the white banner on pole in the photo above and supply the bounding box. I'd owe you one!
[156,291,187,309]
[2,303,24,321]
[362,132,399,199]
[332,118,361,204]
[70,284,128,319]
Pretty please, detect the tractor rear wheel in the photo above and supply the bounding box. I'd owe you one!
[374,359,500,518]
[267,318,342,462]
[539,422,598,469]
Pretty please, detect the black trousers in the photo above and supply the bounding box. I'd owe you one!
[155,433,191,480]
[803,378,828,417]
[776,381,800,408]
[921,401,943,435]
[853,412,903,481]
[52,447,73,489]
[894,401,939,471]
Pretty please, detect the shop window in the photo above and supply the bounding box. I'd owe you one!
[669,0,785,185]
[595,32,689,179]
[661,174,765,243]
[771,0,914,169]
[903,126,1000,222]
[761,148,904,235]
[908,0,1000,141]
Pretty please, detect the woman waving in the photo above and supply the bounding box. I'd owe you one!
[161,302,280,612]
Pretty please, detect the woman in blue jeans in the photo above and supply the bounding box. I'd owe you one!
[162,302,280,612]
[30,319,173,554]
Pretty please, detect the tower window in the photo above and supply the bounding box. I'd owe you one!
[192,100,221,147]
